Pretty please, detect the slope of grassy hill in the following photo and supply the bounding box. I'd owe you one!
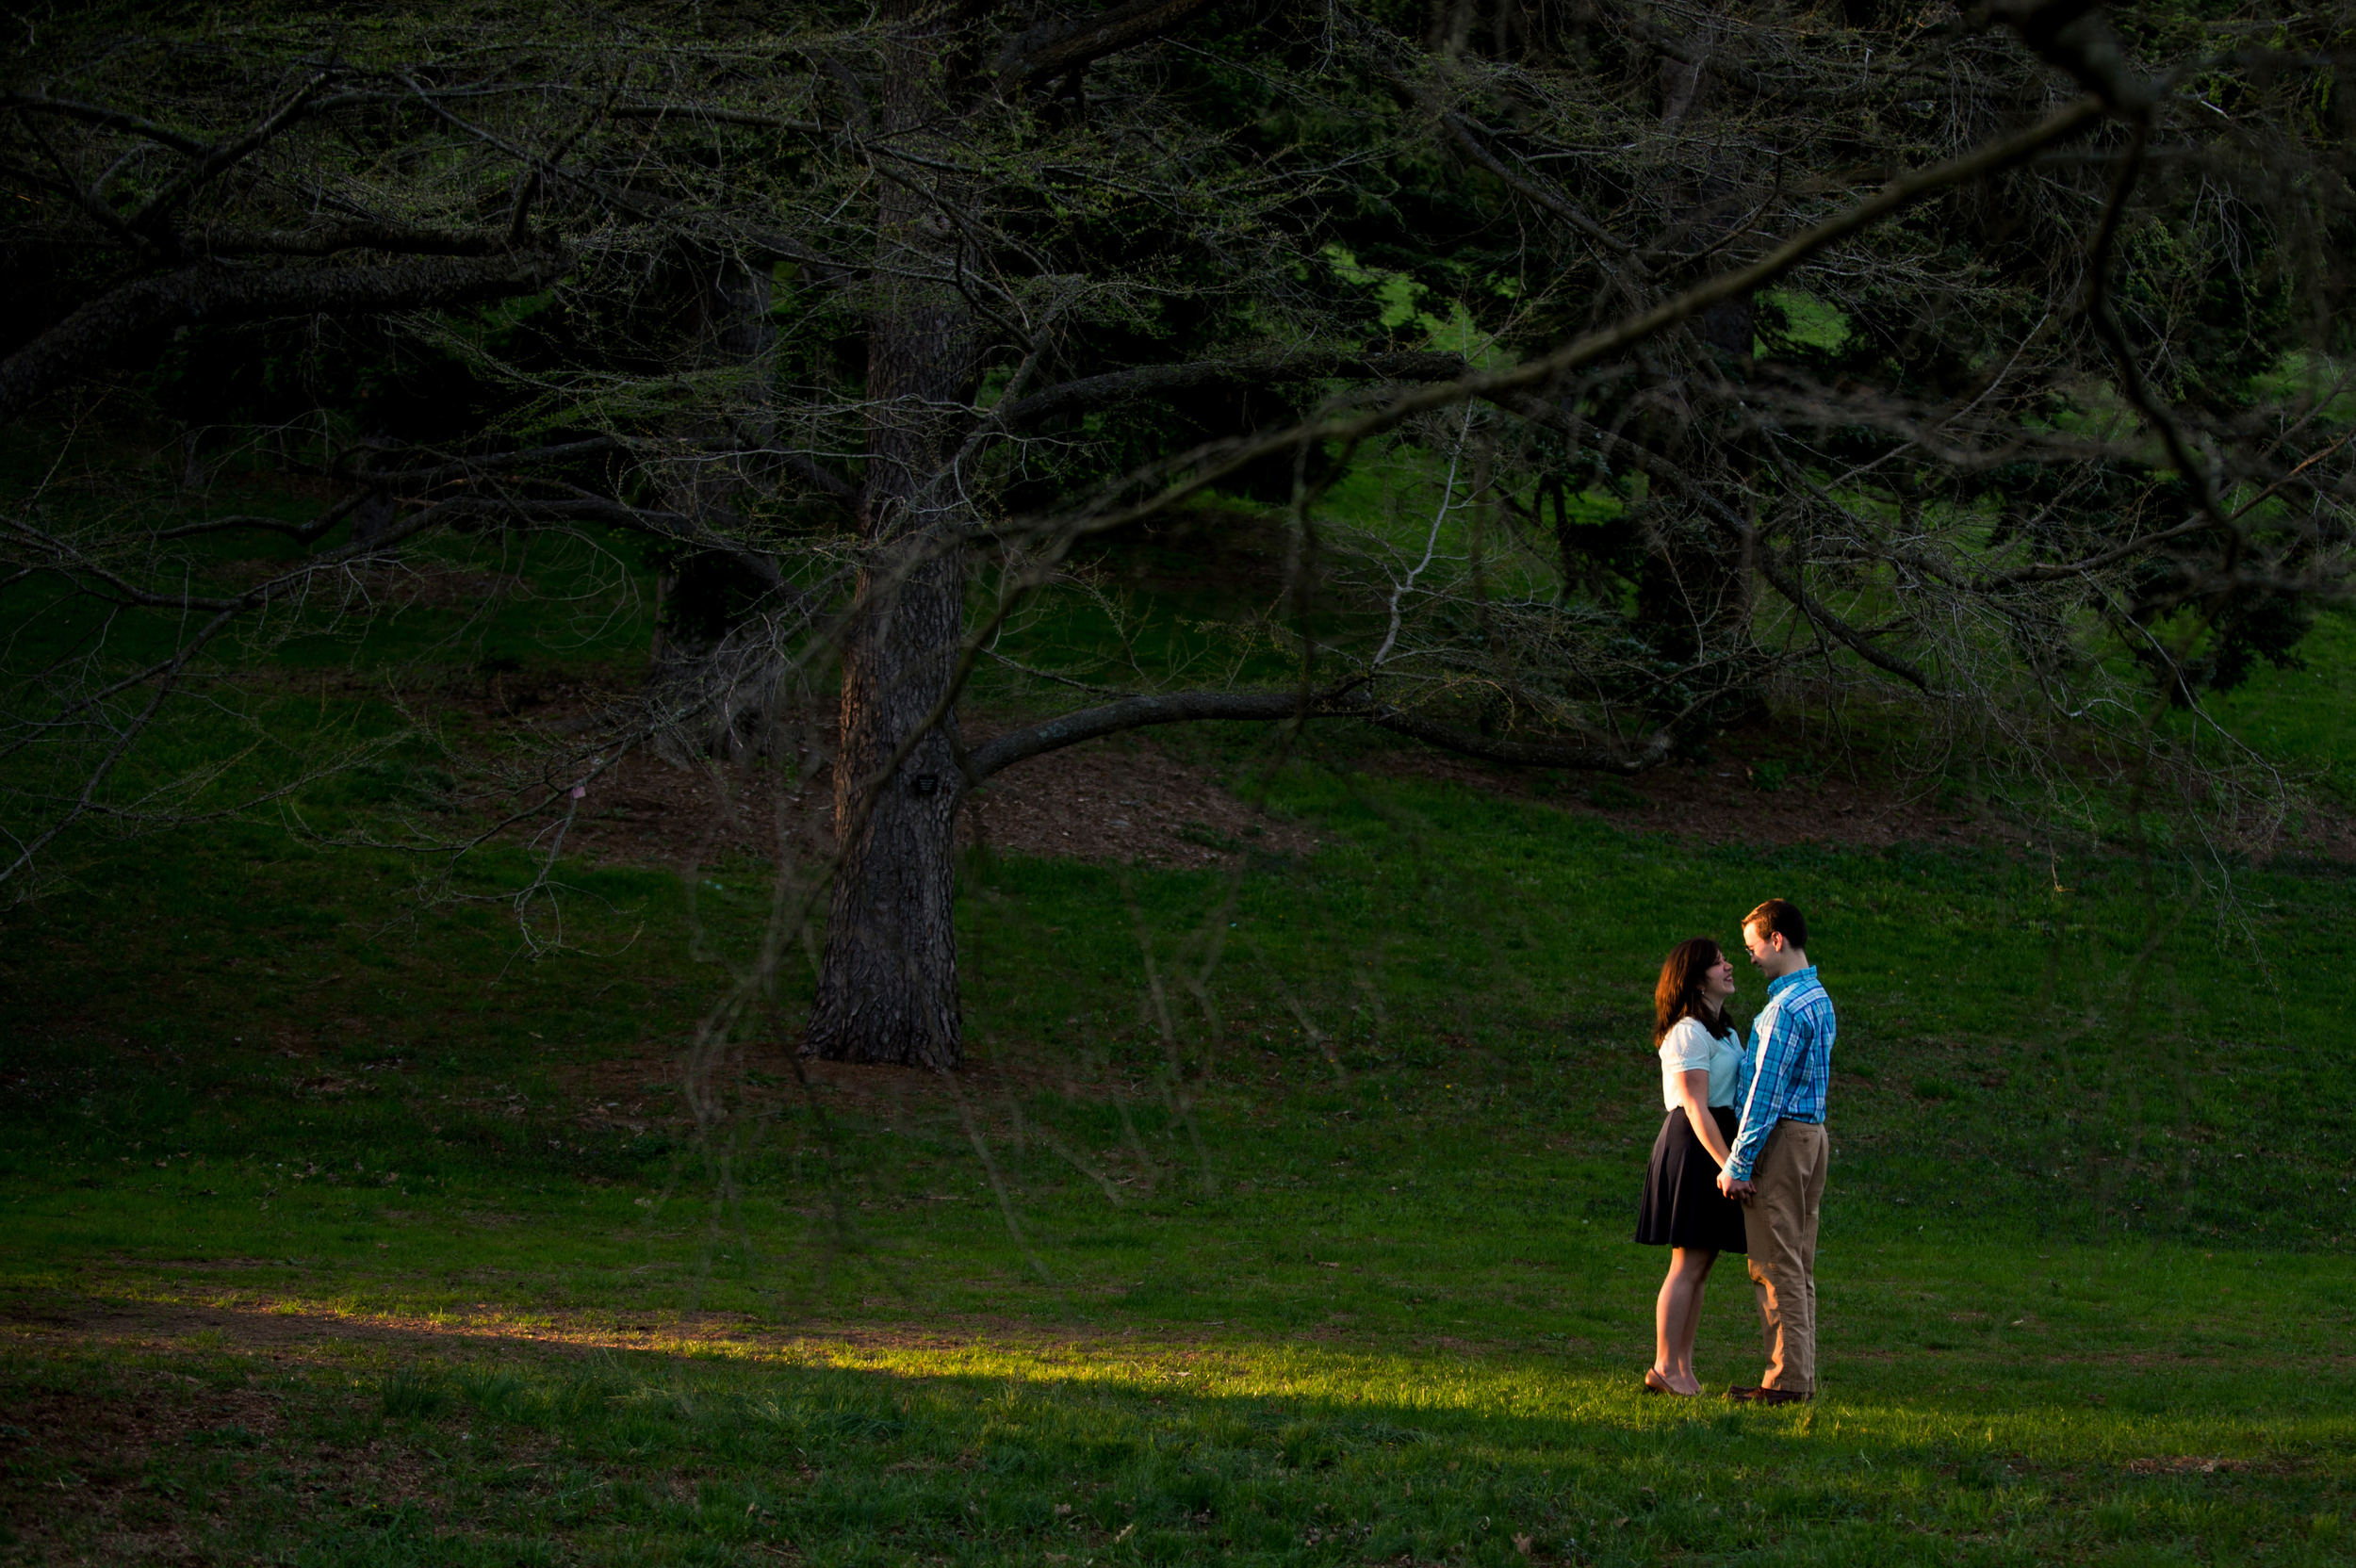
[4,482,2351,1564]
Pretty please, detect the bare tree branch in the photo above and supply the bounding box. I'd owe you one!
[0,245,572,424]
[962,684,1673,785]
[995,350,1471,432]
[992,0,1219,92]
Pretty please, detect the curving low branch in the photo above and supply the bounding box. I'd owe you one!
[0,91,208,155]
[1352,702,1678,775]
[991,0,1219,92]
[187,221,522,258]
[0,244,573,425]
[995,350,1472,432]
[961,685,1674,789]
[963,689,1324,782]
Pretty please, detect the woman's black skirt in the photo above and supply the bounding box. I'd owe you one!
[1633,1104,1748,1252]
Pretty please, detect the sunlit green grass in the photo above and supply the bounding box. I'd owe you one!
[4,1238,2349,1564]
[7,739,2355,1561]
[7,455,2354,1563]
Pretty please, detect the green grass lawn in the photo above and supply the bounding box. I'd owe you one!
[2201,606,2356,810]
[5,466,2353,1564]
[5,743,2352,1564]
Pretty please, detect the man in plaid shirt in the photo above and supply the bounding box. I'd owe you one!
[1717,898,1837,1404]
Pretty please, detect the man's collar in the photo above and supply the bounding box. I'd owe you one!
[1765,963,1818,998]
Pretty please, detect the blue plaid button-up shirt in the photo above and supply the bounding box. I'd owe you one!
[1726,964,1836,1182]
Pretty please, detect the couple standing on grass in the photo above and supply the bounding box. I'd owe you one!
[1633,899,1836,1403]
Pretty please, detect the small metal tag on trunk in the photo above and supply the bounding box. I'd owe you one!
[911,773,940,795]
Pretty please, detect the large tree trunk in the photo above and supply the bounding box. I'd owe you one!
[806,18,976,1068]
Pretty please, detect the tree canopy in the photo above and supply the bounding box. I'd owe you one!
[7,0,2354,1062]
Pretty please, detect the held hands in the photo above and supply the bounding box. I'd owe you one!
[1717,1169,1755,1200]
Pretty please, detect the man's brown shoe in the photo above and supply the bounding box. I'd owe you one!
[1748,1387,1812,1406]
[1724,1385,1759,1400]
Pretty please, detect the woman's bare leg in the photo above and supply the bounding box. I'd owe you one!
[1671,1249,1717,1393]
[1654,1248,1716,1394]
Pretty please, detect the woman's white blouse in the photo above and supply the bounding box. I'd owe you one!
[1659,1015,1743,1109]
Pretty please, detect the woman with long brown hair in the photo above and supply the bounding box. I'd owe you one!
[1632,936,1746,1396]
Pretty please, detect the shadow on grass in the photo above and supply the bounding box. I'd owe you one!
[3,1290,2348,1568]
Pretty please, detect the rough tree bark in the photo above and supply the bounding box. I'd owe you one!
[805,11,976,1069]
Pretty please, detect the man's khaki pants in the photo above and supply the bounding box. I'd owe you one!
[1742,1119,1828,1394]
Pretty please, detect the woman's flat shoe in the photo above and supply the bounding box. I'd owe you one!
[1643,1368,1677,1396]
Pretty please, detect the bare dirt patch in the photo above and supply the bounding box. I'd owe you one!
[531,744,815,870]
[437,710,1319,876]
[1368,739,2037,855]
[2122,1455,2258,1476]
[1366,724,2356,862]
[0,1293,1246,1374]
[211,557,532,612]
[962,729,1320,870]
[0,1367,295,1564]
[407,658,2356,870]
[0,1309,539,1565]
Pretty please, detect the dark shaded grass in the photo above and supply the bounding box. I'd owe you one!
[7,469,2354,1563]
[4,1315,2350,1567]
[4,752,2351,1311]
[5,779,2354,1563]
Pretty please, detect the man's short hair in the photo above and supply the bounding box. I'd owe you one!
[1745,898,1808,951]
